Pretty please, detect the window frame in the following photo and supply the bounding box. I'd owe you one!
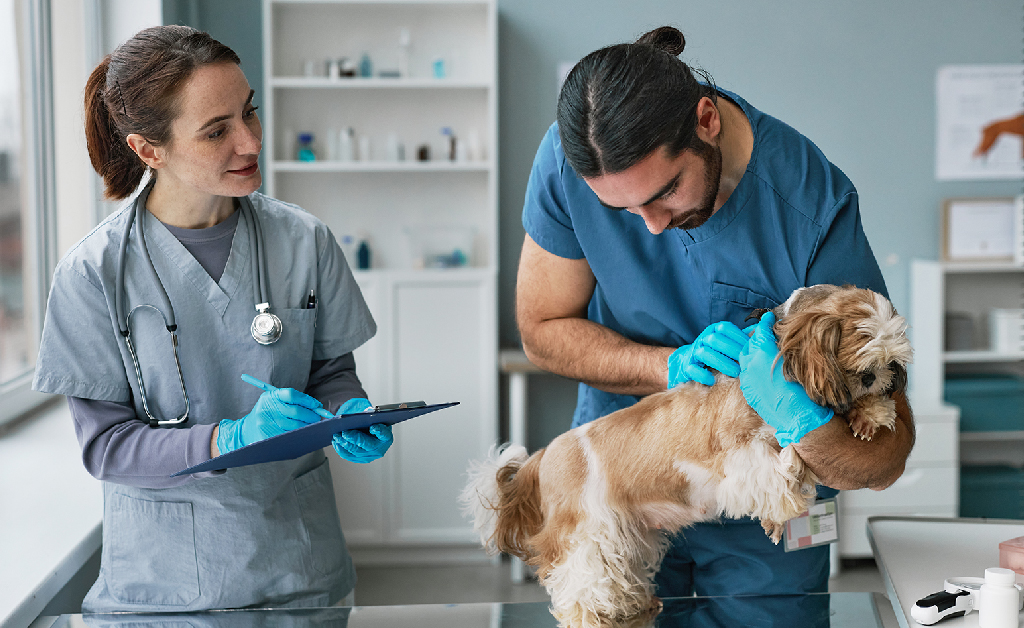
[1,0,58,426]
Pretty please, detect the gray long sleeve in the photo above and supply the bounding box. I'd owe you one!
[68,353,366,488]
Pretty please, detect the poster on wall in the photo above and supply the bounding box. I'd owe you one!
[936,64,1024,181]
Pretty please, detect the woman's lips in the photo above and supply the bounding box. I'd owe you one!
[229,163,259,176]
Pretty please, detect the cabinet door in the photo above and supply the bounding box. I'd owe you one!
[390,276,496,542]
[330,274,389,544]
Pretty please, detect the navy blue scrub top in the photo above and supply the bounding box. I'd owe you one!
[522,88,887,430]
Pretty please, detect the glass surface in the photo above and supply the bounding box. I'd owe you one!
[53,592,888,628]
[0,0,30,385]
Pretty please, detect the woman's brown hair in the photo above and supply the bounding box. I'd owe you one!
[84,25,240,200]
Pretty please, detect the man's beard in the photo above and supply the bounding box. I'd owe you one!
[668,139,722,231]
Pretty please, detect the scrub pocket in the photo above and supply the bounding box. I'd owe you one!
[270,308,317,390]
[709,282,778,328]
[105,493,200,606]
[294,457,347,577]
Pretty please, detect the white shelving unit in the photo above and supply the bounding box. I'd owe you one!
[263,0,497,562]
[910,259,1024,469]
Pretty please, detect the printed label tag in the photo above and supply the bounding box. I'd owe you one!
[783,498,839,552]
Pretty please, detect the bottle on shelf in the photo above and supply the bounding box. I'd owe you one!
[296,133,316,161]
[338,128,355,162]
[398,28,411,78]
[357,239,372,270]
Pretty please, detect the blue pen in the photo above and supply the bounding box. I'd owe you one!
[241,374,335,420]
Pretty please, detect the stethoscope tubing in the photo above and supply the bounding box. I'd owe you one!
[114,182,275,426]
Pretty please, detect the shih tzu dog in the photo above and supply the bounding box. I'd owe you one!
[460,284,912,628]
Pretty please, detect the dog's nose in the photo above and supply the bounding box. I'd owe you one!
[861,372,876,389]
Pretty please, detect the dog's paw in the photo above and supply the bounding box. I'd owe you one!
[760,519,784,544]
[847,395,896,441]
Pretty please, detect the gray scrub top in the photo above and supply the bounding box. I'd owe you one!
[32,183,376,612]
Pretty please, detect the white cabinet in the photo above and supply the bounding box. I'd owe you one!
[263,0,498,561]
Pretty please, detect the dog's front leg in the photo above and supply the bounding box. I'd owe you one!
[845,394,897,441]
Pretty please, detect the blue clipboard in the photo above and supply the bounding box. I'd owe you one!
[172,401,459,477]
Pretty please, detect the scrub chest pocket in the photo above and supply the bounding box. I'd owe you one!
[710,282,778,327]
[269,308,317,390]
[104,493,200,606]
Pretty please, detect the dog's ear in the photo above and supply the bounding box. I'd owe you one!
[775,310,853,414]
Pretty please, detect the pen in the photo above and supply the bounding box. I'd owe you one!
[306,289,316,309]
[241,374,334,420]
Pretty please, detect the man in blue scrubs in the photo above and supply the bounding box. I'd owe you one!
[516,26,914,597]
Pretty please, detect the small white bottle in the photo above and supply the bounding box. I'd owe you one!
[338,128,355,162]
[979,567,1020,628]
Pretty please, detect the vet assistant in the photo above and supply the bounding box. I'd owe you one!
[517,26,914,597]
[32,26,390,612]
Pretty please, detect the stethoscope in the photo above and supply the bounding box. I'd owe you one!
[115,182,282,427]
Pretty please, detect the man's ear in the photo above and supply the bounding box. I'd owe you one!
[694,96,721,144]
[126,134,164,170]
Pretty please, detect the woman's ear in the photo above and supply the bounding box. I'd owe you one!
[126,134,164,170]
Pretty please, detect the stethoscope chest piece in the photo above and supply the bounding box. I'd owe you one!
[252,303,283,345]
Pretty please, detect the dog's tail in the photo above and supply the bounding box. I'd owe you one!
[460,443,545,561]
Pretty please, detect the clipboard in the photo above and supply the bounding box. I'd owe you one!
[172,401,459,476]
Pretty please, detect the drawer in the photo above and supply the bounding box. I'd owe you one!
[837,505,955,557]
[907,420,958,465]
[840,465,958,510]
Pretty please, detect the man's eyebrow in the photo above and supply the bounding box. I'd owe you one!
[597,172,681,211]
[197,90,255,132]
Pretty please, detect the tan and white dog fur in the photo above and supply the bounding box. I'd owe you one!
[461,284,913,628]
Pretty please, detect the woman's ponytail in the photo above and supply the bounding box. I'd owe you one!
[84,56,146,200]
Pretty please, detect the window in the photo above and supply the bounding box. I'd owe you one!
[0,0,56,425]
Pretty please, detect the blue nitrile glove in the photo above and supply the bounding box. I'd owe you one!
[668,321,750,388]
[332,398,394,464]
[217,387,326,454]
[738,311,834,447]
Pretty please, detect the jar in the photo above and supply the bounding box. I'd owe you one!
[979,567,1020,628]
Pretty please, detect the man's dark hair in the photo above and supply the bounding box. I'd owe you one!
[557,26,717,178]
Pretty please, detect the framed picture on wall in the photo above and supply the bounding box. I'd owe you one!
[941,197,1018,262]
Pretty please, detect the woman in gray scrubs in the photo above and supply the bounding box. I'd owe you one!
[32,25,390,612]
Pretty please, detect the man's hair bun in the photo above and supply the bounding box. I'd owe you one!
[635,26,685,56]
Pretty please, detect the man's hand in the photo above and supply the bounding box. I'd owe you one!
[668,321,748,388]
[738,311,834,447]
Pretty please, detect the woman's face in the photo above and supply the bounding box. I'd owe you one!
[154,62,262,199]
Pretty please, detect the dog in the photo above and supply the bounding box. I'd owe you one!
[460,284,912,628]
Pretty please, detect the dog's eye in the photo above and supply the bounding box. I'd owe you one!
[861,372,876,389]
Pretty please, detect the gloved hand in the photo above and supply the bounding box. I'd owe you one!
[668,321,750,387]
[332,398,394,464]
[738,311,834,447]
[218,387,326,454]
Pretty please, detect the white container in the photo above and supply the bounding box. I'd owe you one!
[979,567,1020,628]
[989,309,1024,354]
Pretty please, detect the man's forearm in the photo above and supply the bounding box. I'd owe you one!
[793,390,915,490]
[521,317,673,396]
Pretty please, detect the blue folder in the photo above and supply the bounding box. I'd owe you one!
[172,402,459,476]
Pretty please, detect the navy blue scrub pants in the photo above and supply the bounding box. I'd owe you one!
[654,517,830,598]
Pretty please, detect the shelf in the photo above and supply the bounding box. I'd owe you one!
[271,0,490,5]
[943,350,1024,363]
[940,261,1024,273]
[352,267,496,282]
[961,430,1024,442]
[272,160,490,173]
[271,77,491,89]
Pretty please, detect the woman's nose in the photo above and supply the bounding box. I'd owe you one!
[239,122,262,155]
